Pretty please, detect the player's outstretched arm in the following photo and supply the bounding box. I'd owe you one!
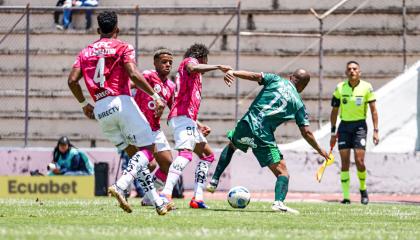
[224,70,263,85]
[124,62,165,118]
[186,63,232,74]
[68,67,95,119]
[299,125,328,160]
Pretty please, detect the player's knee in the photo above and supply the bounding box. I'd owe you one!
[148,160,157,172]
[178,149,193,161]
[200,153,215,163]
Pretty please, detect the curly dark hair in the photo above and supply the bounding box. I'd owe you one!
[97,11,118,34]
[184,43,209,59]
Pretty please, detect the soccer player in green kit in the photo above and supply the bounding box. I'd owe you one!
[207,68,329,214]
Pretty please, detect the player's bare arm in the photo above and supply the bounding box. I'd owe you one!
[299,125,328,160]
[369,101,379,145]
[186,63,232,74]
[225,70,262,83]
[68,67,95,119]
[329,106,339,147]
[124,62,165,118]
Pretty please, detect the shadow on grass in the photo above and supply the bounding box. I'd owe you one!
[204,208,274,213]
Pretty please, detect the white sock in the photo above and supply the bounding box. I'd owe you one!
[116,173,134,191]
[194,160,211,201]
[161,156,190,196]
[115,151,149,190]
[137,166,163,207]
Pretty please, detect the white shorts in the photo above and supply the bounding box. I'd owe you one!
[152,130,171,152]
[169,116,207,150]
[94,95,154,150]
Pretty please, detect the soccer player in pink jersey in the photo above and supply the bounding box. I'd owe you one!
[67,11,172,215]
[133,49,176,205]
[161,43,232,208]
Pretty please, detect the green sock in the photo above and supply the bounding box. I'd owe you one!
[341,171,350,200]
[212,144,235,181]
[357,170,367,191]
[275,176,289,201]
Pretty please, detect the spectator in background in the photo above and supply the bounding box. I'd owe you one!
[48,136,94,176]
[54,0,66,30]
[63,0,98,30]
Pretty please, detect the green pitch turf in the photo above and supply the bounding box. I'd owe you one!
[0,198,419,240]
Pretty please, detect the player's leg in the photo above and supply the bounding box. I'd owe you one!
[161,116,196,200]
[207,142,236,193]
[207,122,249,193]
[111,96,171,215]
[190,141,214,208]
[255,146,298,214]
[353,121,369,204]
[153,130,173,191]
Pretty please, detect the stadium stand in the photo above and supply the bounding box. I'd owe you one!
[1,0,420,147]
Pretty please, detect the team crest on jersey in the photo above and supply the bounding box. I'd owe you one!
[162,87,168,96]
[154,84,162,93]
[238,137,257,148]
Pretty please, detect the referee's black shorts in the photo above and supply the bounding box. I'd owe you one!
[337,120,367,150]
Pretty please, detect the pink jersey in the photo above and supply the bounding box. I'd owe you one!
[168,57,202,121]
[134,70,175,131]
[73,38,136,102]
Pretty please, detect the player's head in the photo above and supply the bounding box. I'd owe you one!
[345,60,361,81]
[184,43,209,64]
[97,11,119,37]
[290,69,310,93]
[153,48,173,77]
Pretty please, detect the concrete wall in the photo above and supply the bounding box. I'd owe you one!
[1,148,419,194]
[1,1,419,147]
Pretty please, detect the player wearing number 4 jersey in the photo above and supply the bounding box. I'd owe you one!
[161,43,232,209]
[67,11,172,215]
[207,69,329,214]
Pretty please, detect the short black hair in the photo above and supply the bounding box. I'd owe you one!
[346,60,359,67]
[97,11,118,34]
[184,43,209,59]
[153,48,173,61]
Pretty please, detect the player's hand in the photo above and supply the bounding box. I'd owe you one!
[224,70,235,87]
[154,98,165,118]
[330,135,337,149]
[373,131,379,145]
[83,104,95,119]
[52,168,61,174]
[218,65,233,73]
[198,124,211,137]
[319,148,329,161]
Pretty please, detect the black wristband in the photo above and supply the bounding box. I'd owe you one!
[374,128,379,132]
[331,126,336,133]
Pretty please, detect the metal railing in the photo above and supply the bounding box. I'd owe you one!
[0,4,241,146]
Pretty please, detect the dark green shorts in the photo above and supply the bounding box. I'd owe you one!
[227,120,283,167]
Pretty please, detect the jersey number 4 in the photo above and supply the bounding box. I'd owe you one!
[93,57,106,88]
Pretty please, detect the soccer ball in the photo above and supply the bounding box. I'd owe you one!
[227,186,251,208]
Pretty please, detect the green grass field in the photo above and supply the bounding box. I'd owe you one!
[0,198,419,240]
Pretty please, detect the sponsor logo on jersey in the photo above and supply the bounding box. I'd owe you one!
[94,89,111,100]
[154,84,162,93]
